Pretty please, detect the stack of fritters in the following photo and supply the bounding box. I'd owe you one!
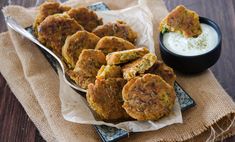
[34,2,177,122]
[62,31,100,68]
[37,13,83,55]
[86,47,177,121]
[68,49,106,89]
[35,2,102,56]
[33,1,71,36]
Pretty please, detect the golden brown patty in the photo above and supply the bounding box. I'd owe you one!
[122,53,157,80]
[95,36,136,55]
[92,21,137,44]
[33,1,71,36]
[62,31,100,68]
[106,47,149,65]
[122,74,176,121]
[96,65,122,79]
[86,78,130,121]
[67,7,103,32]
[159,5,202,37]
[67,70,96,90]
[38,14,83,56]
[69,49,106,89]
[146,61,176,86]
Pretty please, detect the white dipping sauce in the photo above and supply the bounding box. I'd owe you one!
[163,24,218,56]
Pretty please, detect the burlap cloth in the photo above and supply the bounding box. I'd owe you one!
[1,0,235,141]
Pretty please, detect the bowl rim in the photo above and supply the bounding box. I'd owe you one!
[159,16,222,58]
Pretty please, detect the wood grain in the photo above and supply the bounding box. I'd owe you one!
[0,0,234,141]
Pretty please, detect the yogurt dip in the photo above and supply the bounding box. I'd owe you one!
[163,24,218,56]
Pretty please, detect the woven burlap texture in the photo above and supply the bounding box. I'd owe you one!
[1,0,235,141]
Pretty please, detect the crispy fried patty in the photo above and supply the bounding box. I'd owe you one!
[92,21,137,43]
[146,60,176,86]
[159,5,202,37]
[67,7,103,32]
[106,47,149,65]
[122,74,176,121]
[33,1,71,36]
[62,31,100,68]
[69,49,106,89]
[122,53,157,80]
[95,36,136,55]
[38,14,83,56]
[86,78,130,121]
[96,65,122,79]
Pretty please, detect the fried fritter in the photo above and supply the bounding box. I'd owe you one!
[33,1,71,36]
[92,21,137,44]
[122,53,157,80]
[96,65,122,79]
[122,74,176,121]
[69,49,106,89]
[87,78,130,121]
[146,61,176,86]
[67,70,96,90]
[62,31,100,68]
[38,14,83,56]
[67,7,103,32]
[106,47,149,65]
[95,36,136,55]
[159,5,202,37]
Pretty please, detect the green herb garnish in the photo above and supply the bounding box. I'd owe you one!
[162,27,169,34]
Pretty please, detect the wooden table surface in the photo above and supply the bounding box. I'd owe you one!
[0,0,235,141]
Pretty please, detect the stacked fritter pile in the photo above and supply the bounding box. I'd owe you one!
[34,2,177,122]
